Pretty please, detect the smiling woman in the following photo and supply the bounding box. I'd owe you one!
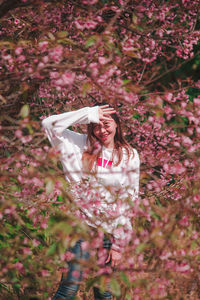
[82,103,134,173]
[42,103,140,300]
[93,114,117,149]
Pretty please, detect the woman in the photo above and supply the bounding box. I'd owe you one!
[42,103,140,299]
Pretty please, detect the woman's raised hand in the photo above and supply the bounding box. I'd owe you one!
[98,105,116,125]
[105,249,122,267]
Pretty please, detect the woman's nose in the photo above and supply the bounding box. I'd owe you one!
[99,126,106,134]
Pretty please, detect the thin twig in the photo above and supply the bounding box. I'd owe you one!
[138,63,146,84]
[144,51,200,86]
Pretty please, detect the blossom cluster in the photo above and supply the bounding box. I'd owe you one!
[0,0,200,298]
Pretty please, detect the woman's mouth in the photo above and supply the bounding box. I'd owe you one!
[100,134,109,140]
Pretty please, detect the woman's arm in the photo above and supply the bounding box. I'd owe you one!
[42,106,99,148]
[42,105,116,148]
[42,105,116,182]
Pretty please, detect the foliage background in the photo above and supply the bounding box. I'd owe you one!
[0,0,200,299]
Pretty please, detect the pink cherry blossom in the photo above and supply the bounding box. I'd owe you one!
[1,0,200,298]
[39,41,49,50]
[15,47,23,55]
[23,247,32,255]
[41,270,50,277]
[61,72,75,85]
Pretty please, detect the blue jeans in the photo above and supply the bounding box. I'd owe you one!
[52,238,112,300]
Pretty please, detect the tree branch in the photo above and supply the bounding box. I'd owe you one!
[144,51,200,86]
[0,0,33,19]
[0,0,63,19]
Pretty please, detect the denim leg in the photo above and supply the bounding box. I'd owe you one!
[52,240,89,300]
[93,287,112,299]
[93,237,112,300]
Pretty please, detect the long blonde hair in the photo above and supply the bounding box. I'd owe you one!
[82,103,134,172]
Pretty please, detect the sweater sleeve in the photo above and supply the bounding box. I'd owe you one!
[42,106,99,182]
[42,106,99,148]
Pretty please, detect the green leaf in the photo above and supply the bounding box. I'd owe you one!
[136,242,147,254]
[85,276,100,291]
[26,223,37,230]
[53,222,72,235]
[26,124,34,134]
[150,210,161,220]
[45,178,54,194]
[125,293,131,300]
[122,79,131,85]
[57,195,63,202]
[120,272,130,287]
[110,278,121,297]
[57,38,77,45]
[13,283,21,290]
[85,35,98,48]
[56,31,68,38]
[47,32,55,40]
[0,41,14,48]
[20,104,30,118]
[47,242,57,255]
[132,14,138,24]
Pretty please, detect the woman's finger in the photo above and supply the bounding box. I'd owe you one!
[101,106,115,110]
[105,252,111,264]
[102,108,116,113]
[99,106,115,117]
[111,258,120,267]
[102,111,116,117]
[111,259,115,267]
[99,105,109,108]
[98,106,116,123]
[111,258,118,267]
[99,116,114,121]
[103,111,116,116]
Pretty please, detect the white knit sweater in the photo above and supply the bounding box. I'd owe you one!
[42,106,140,250]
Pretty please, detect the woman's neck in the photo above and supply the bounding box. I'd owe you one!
[102,141,115,149]
[103,145,114,150]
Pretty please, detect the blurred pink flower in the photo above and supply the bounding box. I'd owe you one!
[41,269,50,277]
[61,72,75,85]
[15,47,23,55]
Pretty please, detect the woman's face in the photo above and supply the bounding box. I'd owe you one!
[93,117,117,149]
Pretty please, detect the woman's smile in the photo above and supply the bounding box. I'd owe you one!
[93,119,117,148]
[100,134,109,140]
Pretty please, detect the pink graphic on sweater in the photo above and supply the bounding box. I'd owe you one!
[98,158,113,169]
